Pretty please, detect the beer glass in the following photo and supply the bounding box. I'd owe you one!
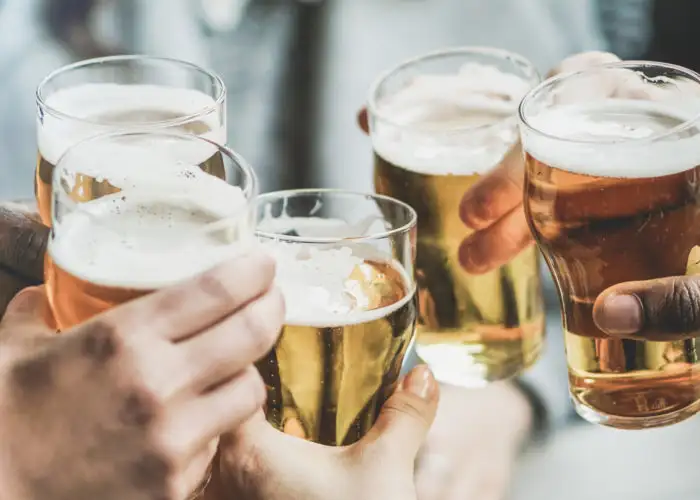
[367,47,545,385]
[46,130,256,331]
[36,55,226,226]
[519,61,700,429]
[255,189,417,446]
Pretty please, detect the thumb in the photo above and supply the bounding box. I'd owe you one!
[1,286,55,338]
[593,276,700,341]
[357,107,369,135]
[360,365,439,460]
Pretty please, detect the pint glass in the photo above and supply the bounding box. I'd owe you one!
[36,55,226,226]
[368,47,545,385]
[46,130,255,331]
[520,61,700,429]
[255,189,418,445]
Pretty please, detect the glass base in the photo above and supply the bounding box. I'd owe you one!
[416,342,542,387]
[572,396,700,430]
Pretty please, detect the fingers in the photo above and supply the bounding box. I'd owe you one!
[357,107,369,135]
[163,366,266,461]
[0,205,49,283]
[1,286,54,337]
[459,205,534,275]
[593,276,700,341]
[180,287,284,391]
[360,365,439,463]
[459,143,524,231]
[99,252,276,341]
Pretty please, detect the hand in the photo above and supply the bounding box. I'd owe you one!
[0,204,49,318]
[211,365,439,500]
[594,274,700,341]
[456,51,623,274]
[414,382,533,500]
[0,252,284,500]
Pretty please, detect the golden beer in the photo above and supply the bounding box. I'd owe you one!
[521,62,700,429]
[369,48,545,385]
[36,56,226,225]
[255,189,417,445]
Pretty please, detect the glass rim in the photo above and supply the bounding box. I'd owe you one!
[366,46,541,134]
[255,188,417,244]
[36,54,227,127]
[518,60,700,146]
[52,129,258,202]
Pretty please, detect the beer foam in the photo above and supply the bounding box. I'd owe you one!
[371,63,533,175]
[38,84,225,165]
[258,217,414,328]
[49,185,251,290]
[58,135,231,202]
[521,98,700,178]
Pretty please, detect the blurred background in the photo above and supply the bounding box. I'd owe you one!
[2,0,699,498]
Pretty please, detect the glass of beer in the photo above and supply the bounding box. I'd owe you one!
[520,61,700,429]
[255,189,418,446]
[46,129,256,331]
[36,55,226,226]
[367,47,545,385]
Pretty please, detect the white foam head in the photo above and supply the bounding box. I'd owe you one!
[49,183,252,290]
[258,216,414,328]
[371,63,534,175]
[521,98,700,178]
[56,133,234,203]
[38,83,225,165]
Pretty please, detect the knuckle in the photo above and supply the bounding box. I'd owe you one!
[119,387,161,429]
[384,395,430,427]
[10,353,54,395]
[78,320,122,363]
[129,451,174,494]
[196,271,233,302]
[462,190,493,227]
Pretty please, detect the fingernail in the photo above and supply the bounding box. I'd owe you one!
[402,365,435,400]
[598,294,644,335]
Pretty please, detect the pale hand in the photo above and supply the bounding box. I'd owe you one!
[0,252,283,500]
